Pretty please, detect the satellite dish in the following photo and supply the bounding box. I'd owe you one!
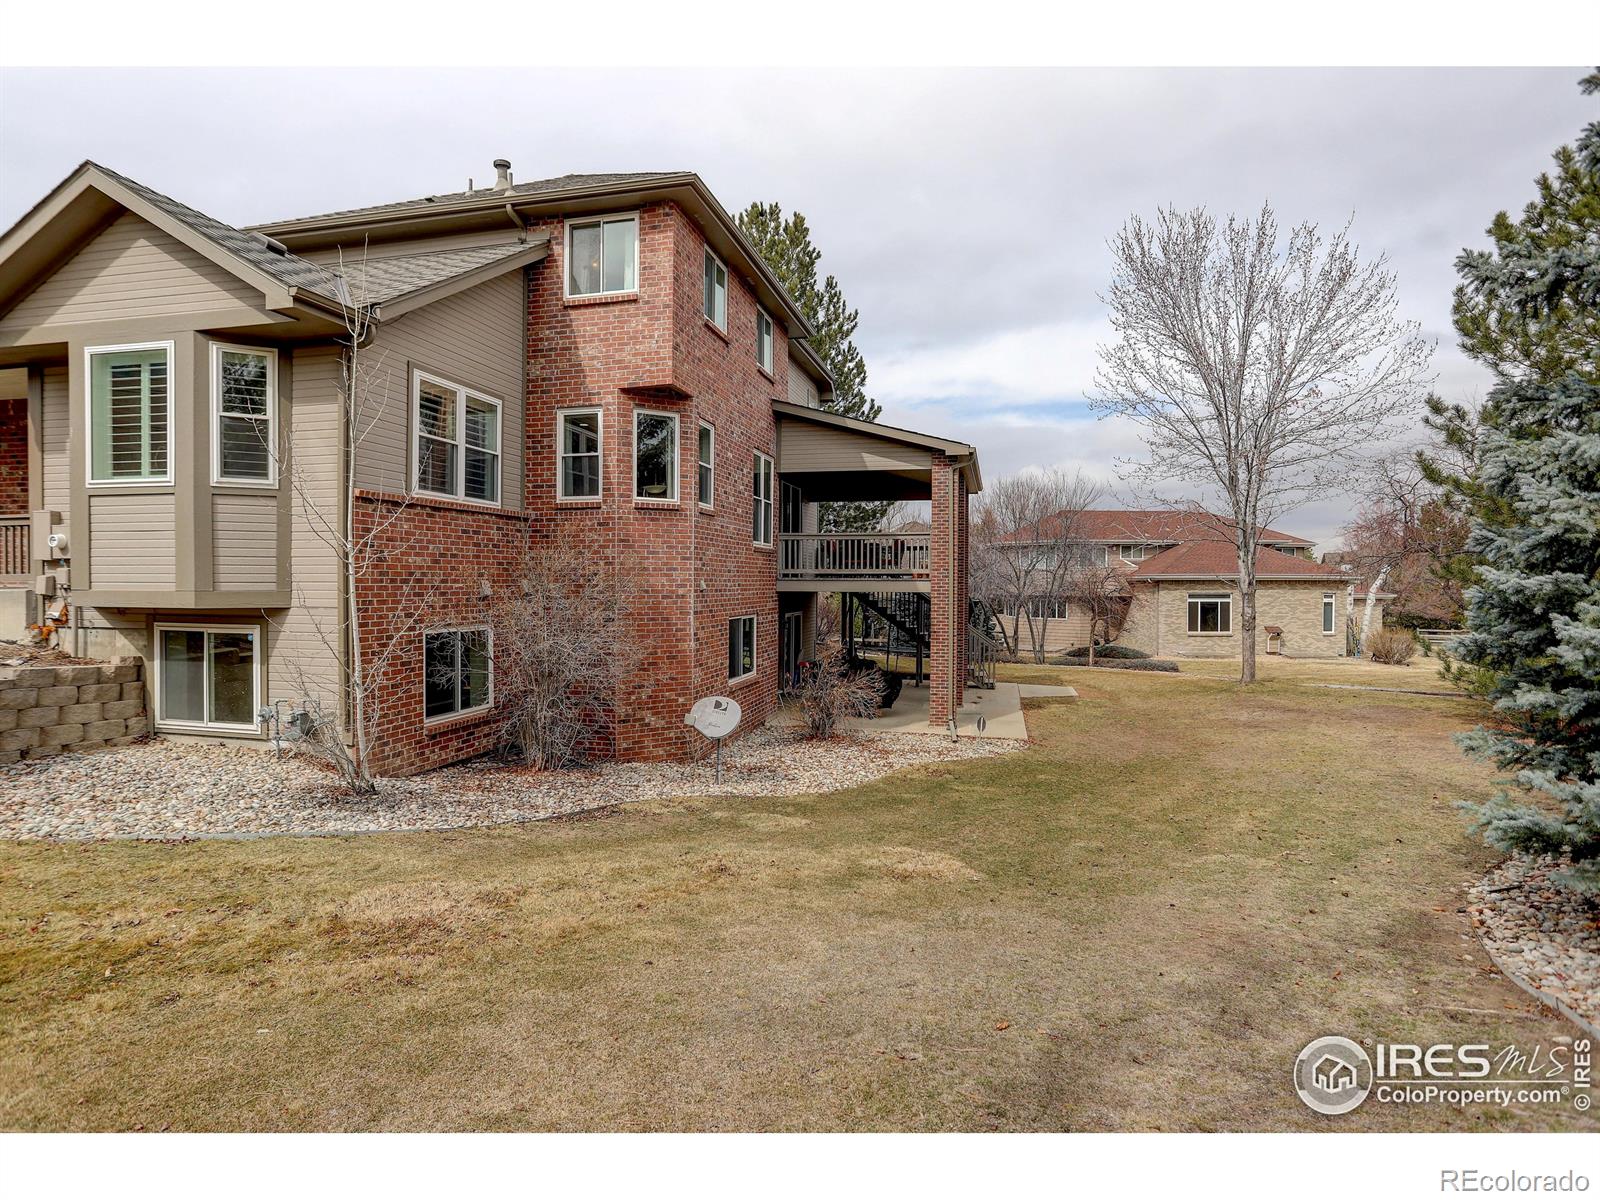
[686,696,742,739]
[685,696,742,782]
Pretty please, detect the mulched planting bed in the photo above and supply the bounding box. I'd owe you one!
[1468,854,1600,1035]
[0,729,1017,841]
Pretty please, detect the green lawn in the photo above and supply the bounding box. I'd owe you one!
[1,666,1590,1132]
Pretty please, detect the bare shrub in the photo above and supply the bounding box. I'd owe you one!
[484,529,641,769]
[799,601,882,739]
[1366,628,1417,665]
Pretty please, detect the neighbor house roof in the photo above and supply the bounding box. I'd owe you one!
[1128,542,1347,581]
[1001,509,1315,547]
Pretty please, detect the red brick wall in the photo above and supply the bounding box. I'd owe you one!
[927,454,970,727]
[0,397,28,514]
[522,202,781,762]
[353,490,531,776]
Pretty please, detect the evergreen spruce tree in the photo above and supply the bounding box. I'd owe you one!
[738,201,889,531]
[1453,72,1600,893]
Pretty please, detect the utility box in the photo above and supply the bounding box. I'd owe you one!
[30,510,61,564]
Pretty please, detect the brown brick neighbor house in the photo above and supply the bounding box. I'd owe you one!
[995,510,1385,660]
[0,160,981,773]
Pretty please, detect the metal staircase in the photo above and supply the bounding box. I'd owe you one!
[849,592,998,690]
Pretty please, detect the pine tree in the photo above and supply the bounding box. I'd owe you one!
[1454,71,1600,893]
[738,202,888,531]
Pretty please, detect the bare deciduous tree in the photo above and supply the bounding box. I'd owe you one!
[1093,204,1433,682]
[482,527,641,769]
[1058,557,1138,666]
[970,469,1102,661]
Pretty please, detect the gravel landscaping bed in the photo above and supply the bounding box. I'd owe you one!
[1468,854,1600,1035]
[0,728,1016,841]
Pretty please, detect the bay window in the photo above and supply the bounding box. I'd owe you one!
[212,343,277,484]
[87,341,173,484]
[634,410,678,501]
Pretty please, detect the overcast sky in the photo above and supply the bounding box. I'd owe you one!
[1,67,1588,548]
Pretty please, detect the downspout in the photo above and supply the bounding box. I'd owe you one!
[505,204,528,243]
[949,464,961,730]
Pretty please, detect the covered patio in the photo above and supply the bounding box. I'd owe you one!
[773,400,984,730]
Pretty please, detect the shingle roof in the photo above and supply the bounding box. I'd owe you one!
[1129,541,1346,580]
[254,172,686,229]
[341,242,542,305]
[1002,509,1315,546]
[89,161,347,302]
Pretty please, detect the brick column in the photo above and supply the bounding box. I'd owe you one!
[928,454,966,729]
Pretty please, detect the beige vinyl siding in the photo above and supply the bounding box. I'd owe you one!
[778,422,931,474]
[0,212,261,333]
[212,493,279,589]
[41,364,69,513]
[298,229,526,265]
[268,345,344,709]
[353,270,526,507]
[786,357,821,408]
[1000,608,1092,656]
[88,493,175,588]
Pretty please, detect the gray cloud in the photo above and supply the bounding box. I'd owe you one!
[1,66,1586,549]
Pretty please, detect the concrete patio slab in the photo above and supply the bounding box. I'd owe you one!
[770,681,1044,740]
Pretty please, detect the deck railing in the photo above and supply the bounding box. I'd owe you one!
[0,516,29,583]
[779,532,931,580]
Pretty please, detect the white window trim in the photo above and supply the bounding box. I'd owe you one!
[422,625,495,725]
[632,409,680,503]
[556,406,604,501]
[152,622,262,735]
[563,211,641,300]
[703,247,729,332]
[1186,593,1234,636]
[728,614,758,684]
[84,339,177,488]
[209,341,279,488]
[752,450,775,547]
[697,420,715,510]
[409,370,503,507]
[1322,592,1337,635]
[755,306,774,375]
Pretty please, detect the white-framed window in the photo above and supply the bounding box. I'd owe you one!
[211,342,277,486]
[565,213,638,297]
[755,307,774,374]
[1187,593,1233,635]
[1323,592,1336,634]
[1025,596,1070,620]
[633,410,678,502]
[153,623,260,734]
[557,407,602,500]
[412,371,501,505]
[86,340,174,485]
[423,626,492,722]
[697,421,715,508]
[752,451,774,546]
[728,615,757,682]
[703,248,728,330]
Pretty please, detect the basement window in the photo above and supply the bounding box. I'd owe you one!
[1187,593,1232,635]
[728,615,757,683]
[424,627,492,721]
[154,624,260,733]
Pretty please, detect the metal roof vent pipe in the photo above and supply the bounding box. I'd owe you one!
[493,159,512,192]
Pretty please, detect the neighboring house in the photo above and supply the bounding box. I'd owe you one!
[996,510,1379,660]
[0,160,981,773]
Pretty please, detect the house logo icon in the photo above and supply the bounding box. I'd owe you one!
[1294,1036,1373,1115]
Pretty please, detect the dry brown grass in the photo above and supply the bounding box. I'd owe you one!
[0,666,1591,1132]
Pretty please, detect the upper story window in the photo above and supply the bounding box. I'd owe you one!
[634,410,678,502]
[697,422,715,508]
[703,249,728,330]
[212,343,277,486]
[413,371,500,505]
[558,408,602,500]
[756,307,774,374]
[752,451,774,546]
[566,214,638,297]
[87,341,173,485]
